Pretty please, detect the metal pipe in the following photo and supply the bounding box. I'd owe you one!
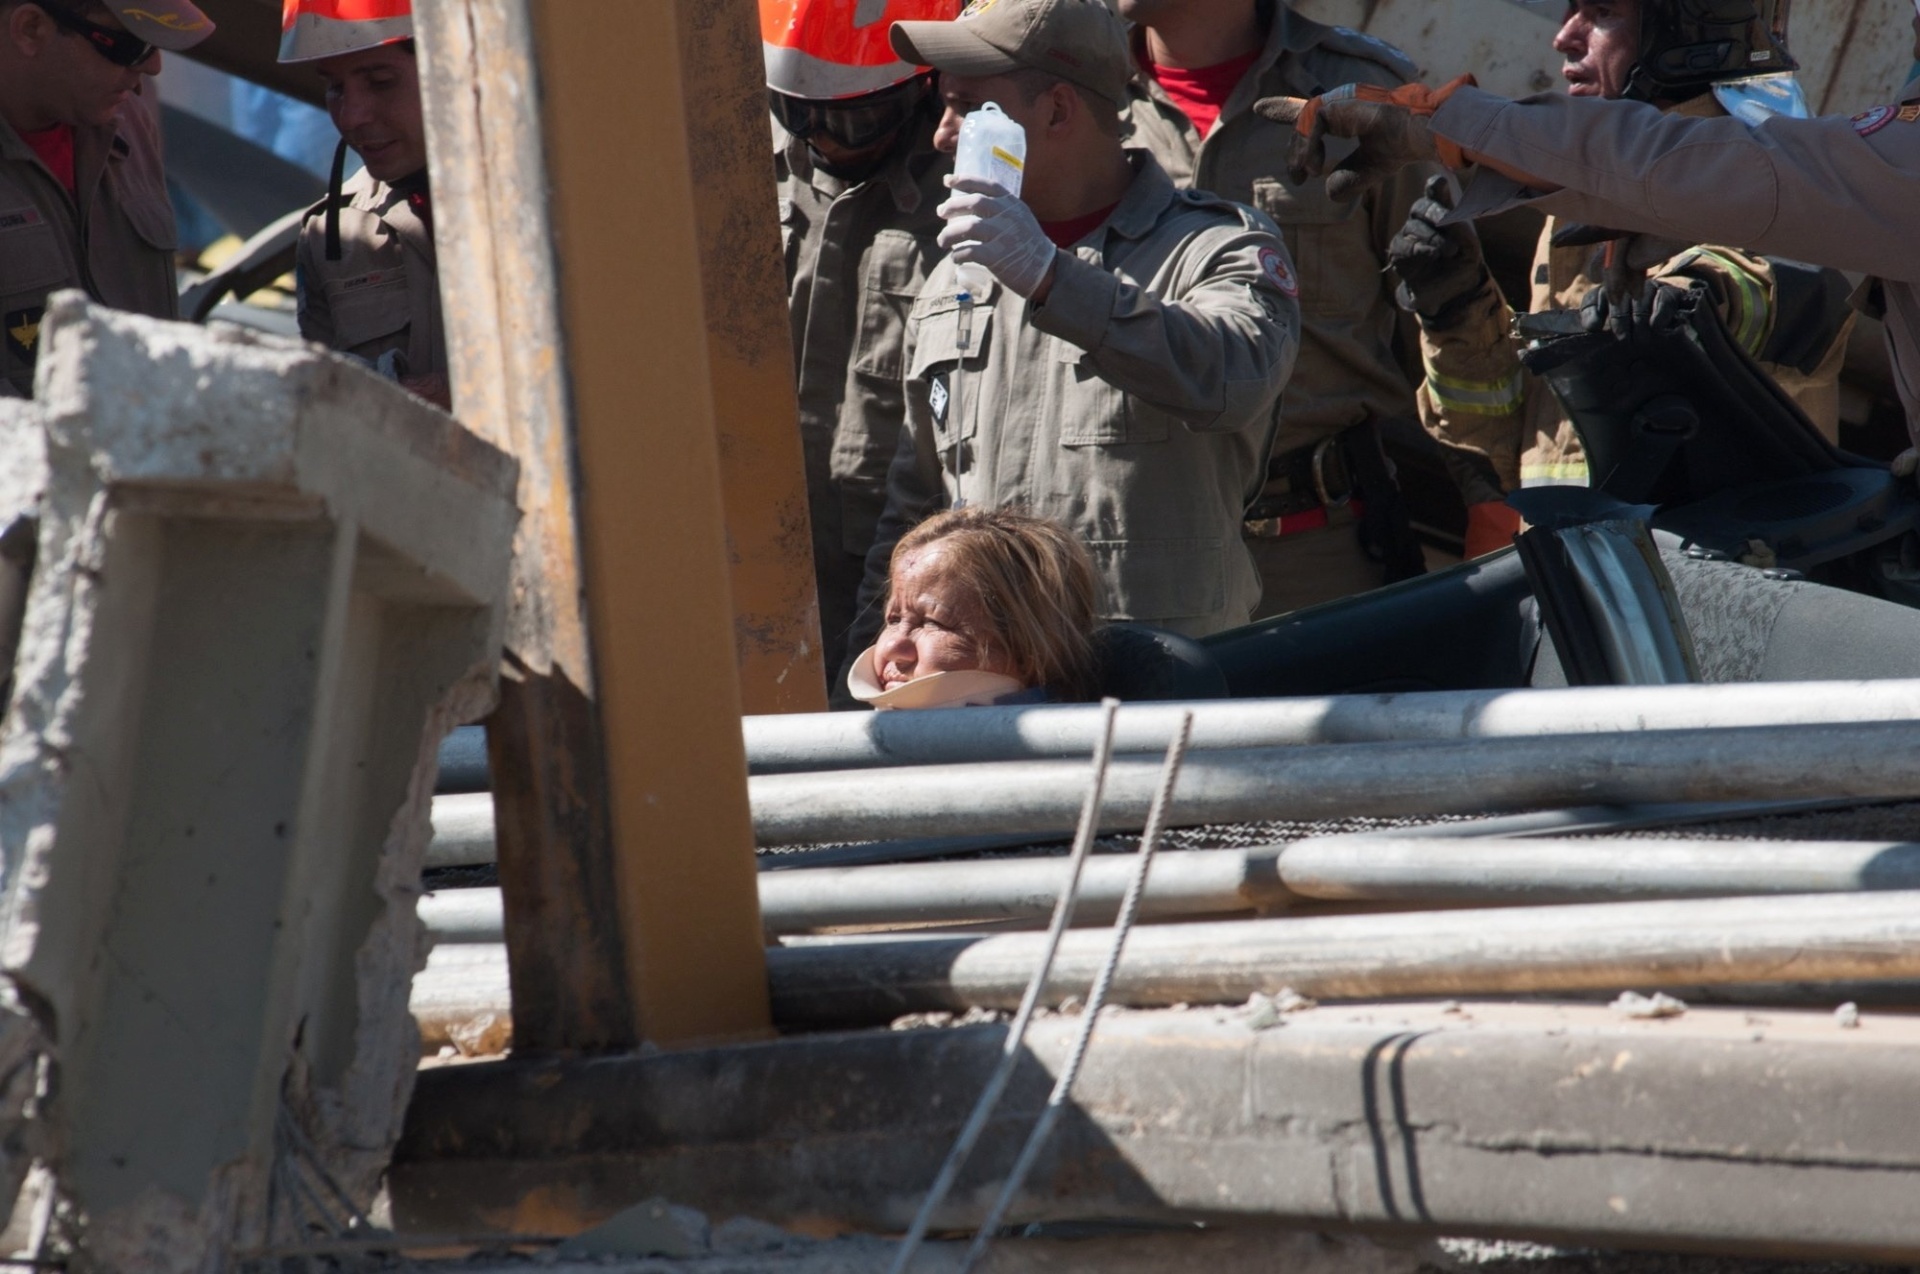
[742,680,1920,774]
[417,834,1920,944]
[419,791,1875,877]
[419,888,505,943]
[418,854,1258,945]
[763,891,1920,1025]
[748,721,1920,845]
[425,792,495,869]
[1279,837,1920,903]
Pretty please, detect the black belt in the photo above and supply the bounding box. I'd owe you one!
[1244,433,1359,523]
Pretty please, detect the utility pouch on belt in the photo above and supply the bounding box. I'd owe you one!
[1244,421,1426,585]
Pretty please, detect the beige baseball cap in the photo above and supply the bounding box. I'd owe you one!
[102,0,216,52]
[890,0,1131,110]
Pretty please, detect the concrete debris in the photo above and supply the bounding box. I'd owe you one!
[1273,986,1316,1013]
[1610,991,1689,1019]
[447,1011,514,1058]
[393,1003,1920,1257]
[1834,1001,1861,1029]
[1244,986,1315,1031]
[556,1198,711,1259]
[0,296,517,1272]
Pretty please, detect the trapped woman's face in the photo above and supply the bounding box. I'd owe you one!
[875,543,1015,690]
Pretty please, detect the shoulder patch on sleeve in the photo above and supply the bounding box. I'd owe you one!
[1313,25,1420,84]
[1852,105,1897,137]
[1258,245,1299,298]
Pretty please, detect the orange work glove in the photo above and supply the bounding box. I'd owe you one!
[1255,75,1476,202]
[1462,499,1523,559]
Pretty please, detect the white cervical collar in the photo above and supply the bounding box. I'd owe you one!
[846,646,1029,710]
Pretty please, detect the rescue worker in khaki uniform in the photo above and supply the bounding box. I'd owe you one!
[1393,0,1853,504]
[282,0,448,410]
[764,0,957,688]
[1119,0,1514,604]
[0,0,214,397]
[855,0,1300,656]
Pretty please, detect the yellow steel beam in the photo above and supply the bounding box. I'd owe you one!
[420,0,773,1047]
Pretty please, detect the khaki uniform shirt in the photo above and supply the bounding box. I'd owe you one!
[0,89,177,398]
[1121,6,1444,454]
[863,152,1301,639]
[1434,81,1920,448]
[295,167,444,379]
[777,119,950,676]
[1423,95,1851,490]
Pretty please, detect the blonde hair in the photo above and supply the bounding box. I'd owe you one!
[889,508,1102,701]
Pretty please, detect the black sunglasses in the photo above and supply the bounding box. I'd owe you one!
[38,2,157,69]
[770,77,929,151]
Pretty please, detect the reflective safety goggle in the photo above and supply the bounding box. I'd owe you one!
[769,76,929,151]
[38,1,158,67]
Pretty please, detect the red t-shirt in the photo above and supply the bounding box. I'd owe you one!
[1143,49,1261,139]
[21,124,75,196]
[1040,202,1120,249]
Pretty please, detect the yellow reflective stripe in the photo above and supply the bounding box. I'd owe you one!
[1424,365,1525,417]
[1519,461,1589,486]
[1672,248,1769,358]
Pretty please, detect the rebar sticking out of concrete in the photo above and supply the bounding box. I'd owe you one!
[960,713,1195,1273]
[889,700,1121,1274]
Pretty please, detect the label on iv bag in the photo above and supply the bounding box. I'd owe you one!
[954,104,1027,198]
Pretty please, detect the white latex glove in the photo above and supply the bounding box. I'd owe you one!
[937,175,1057,299]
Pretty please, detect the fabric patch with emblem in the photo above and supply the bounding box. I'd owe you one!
[0,208,44,234]
[5,307,44,365]
[336,268,406,294]
[1258,246,1299,299]
[958,0,999,18]
[1852,105,1896,137]
[928,373,950,426]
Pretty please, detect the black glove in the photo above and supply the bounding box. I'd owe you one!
[1387,174,1490,330]
[1578,277,1692,343]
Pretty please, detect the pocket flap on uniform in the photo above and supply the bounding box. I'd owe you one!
[327,272,412,348]
[907,298,992,379]
[121,188,177,254]
[1250,177,1350,227]
[0,207,65,295]
[1052,339,1171,447]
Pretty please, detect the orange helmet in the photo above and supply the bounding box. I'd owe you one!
[761,0,957,101]
[279,0,413,64]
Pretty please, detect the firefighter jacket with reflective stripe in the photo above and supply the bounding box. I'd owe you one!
[1436,82,1917,451]
[1423,94,1851,490]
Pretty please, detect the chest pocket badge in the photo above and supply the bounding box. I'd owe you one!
[5,307,43,365]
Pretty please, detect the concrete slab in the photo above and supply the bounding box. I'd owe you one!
[0,294,518,1271]
[393,1000,1920,1261]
